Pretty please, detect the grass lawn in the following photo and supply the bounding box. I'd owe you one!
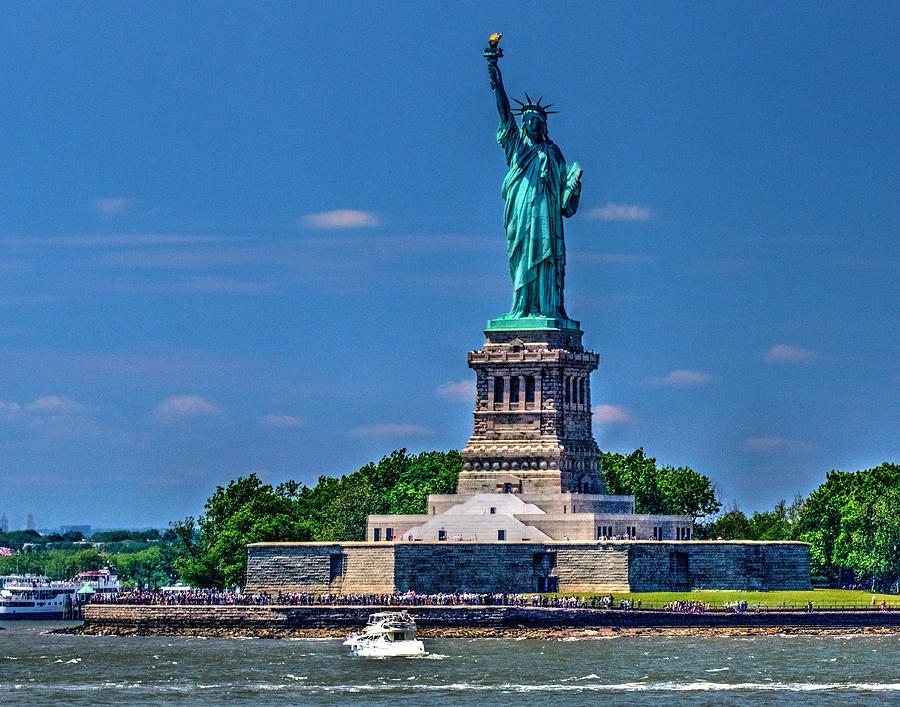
[556,589,900,610]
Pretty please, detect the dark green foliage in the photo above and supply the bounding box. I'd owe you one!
[10,449,895,591]
[795,462,900,588]
[0,552,45,575]
[601,449,721,521]
[701,497,802,541]
[701,463,900,590]
[110,547,172,589]
[0,529,41,550]
[91,529,161,544]
[295,473,377,542]
[380,449,461,515]
[703,508,752,540]
[748,498,801,541]
[174,449,462,587]
[174,475,315,589]
[0,548,103,579]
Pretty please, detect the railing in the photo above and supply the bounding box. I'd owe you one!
[603,600,899,611]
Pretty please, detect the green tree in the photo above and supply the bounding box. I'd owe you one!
[385,450,461,515]
[171,450,462,587]
[796,462,900,586]
[298,472,379,542]
[0,529,42,550]
[704,508,752,539]
[656,465,721,521]
[40,548,103,579]
[747,499,797,541]
[111,546,173,589]
[602,449,720,520]
[0,552,43,575]
[602,449,666,514]
[175,474,313,589]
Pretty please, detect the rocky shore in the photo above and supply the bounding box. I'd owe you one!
[59,604,900,639]
[61,623,900,639]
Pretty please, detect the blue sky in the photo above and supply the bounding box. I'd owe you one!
[1,2,897,529]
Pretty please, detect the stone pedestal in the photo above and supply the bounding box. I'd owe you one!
[458,326,604,495]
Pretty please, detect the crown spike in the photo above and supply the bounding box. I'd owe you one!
[514,94,557,119]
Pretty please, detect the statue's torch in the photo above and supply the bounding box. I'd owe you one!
[484,33,503,89]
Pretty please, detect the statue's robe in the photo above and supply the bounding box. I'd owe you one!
[498,117,580,320]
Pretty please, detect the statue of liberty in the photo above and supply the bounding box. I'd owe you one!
[485,35,583,327]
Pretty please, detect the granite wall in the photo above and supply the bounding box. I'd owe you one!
[245,540,812,594]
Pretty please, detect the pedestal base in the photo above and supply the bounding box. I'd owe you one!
[463,325,603,495]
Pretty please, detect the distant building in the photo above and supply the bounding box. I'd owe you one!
[0,513,8,533]
[26,514,36,532]
[60,525,92,538]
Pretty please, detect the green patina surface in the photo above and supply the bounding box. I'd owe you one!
[486,315,580,331]
[485,35,583,325]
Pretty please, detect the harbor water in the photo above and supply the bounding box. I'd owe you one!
[2,621,900,705]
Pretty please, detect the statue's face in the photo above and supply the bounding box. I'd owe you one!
[524,113,547,142]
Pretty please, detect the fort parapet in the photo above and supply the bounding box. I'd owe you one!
[244,540,812,595]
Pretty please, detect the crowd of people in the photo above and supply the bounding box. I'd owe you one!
[663,600,708,614]
[90,589,273,606]
[274,591,559,607]
[90,589,638,609]
[86,589,793,613]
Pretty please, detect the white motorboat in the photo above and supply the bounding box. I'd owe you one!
[343,611,425,658]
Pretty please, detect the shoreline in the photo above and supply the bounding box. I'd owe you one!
[61,604,900,639]
[60,623,900,639]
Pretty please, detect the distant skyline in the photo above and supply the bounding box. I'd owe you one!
[1,2,897,528]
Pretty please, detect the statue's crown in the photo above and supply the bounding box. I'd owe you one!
[512,93,557,120]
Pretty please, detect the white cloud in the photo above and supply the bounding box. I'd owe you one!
[349,422,432,437]
[0,399,23,420]
[763,344,817,363]
[436,380,476,401]
[25,396,87,414]
[649,369,715,387]
[259,414,304,428]
[0,396,110,438]
[592,404,633,424]
[301,209,380,229]
[92,197,134,216]
[744,436,810,453]
[4,234,233,251]
[585,203,652,221]
[154,395,222,420]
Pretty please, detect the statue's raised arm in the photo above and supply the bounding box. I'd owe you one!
[484,34,513,125]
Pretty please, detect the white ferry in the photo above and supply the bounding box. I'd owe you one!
[74,568,121,597]
[343,611,426,658]
[0,577,79,620]
[0,569,120,619]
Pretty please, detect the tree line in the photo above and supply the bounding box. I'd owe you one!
[705,462,900,591]
[2,450,896,592]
